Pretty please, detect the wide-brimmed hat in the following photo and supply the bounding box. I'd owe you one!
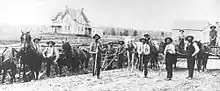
[46,40,55,45]
[179,30,184,33]
[33,37,41,42]
[118,41,125,45]
[165,37,173,43]
[93,34,101,39]
[108,41,113,45]
[210,25,216,29]
[186,35,194,41]
[139,38,147,42]
[144,34,150,37]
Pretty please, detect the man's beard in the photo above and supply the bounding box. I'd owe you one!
[95,39,99,42]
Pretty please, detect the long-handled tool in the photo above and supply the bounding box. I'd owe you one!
[93,46,98,76]
[103,55,117,71]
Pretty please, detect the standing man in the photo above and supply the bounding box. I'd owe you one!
[33,37,42,55]
[164,37,176,81]
[125,39,136,70]
[179,30,185,53]
[43,41,59,77]
[90,34,104,79]
[116,41,126,69]
[137,38,150,78]
[185,35,200,80]
[144,34,151,44]
[209,25,218,46]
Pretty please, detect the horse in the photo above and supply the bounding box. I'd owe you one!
[58,42,90,76]
[124,40,138,70]
[17,31,43,82]
[149,40,160,69]
[0,47,18,84]
[194,41,209,72]
[134,40,160,70]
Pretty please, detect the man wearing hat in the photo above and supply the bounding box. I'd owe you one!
[209,25,217,46]
[33,37,42,54]
[185,35,200,80]
[164,37,176,81]
[178,30,185,53]
[43,40,59,77]
[90,34,105,79]
[137,37,150,78]
[116,41,126,69]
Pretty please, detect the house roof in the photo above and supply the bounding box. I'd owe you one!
[52,7,90,23]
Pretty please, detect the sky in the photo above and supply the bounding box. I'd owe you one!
[0,0,220,31]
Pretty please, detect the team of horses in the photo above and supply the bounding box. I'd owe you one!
[0,32,213,84]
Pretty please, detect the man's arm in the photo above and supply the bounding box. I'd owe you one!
[137,44,141,54]
[164,45,168,55]
[146,44,150,55]
[89,42,95,54]
[184,43,187,51]
[192,42,200,56]
[54,48,60,62]
[171,44,176,54]
[42,48,47,58]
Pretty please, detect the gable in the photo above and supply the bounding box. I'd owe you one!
[52,7,90,25]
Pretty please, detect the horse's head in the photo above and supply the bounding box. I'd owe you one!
[61,41,72,53]
[20,30,32,48]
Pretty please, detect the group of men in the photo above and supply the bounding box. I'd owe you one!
[32,38,60,77]
[31,27,207,80]
[164,35,200,80]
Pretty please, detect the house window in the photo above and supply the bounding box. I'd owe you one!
[81,26,84,31]
[78,26,80,31]
[68,26,70,30]
[65,25,70,31]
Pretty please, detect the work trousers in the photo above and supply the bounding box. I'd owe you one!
[165,53,175,78]
[92,54,101,78]
[118,53,124,69]
[187,56,196,78]
[139,54,150,77]
[46,57,58,77]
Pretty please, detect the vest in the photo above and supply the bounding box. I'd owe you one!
[186,42,195,56]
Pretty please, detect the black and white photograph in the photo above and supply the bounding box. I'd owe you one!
[0,0,220,91]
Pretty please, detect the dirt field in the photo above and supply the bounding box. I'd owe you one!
[0,58,220,91]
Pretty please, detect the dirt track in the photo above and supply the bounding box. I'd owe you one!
[0,59,220,91]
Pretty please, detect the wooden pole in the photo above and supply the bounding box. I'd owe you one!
[103,55,117,71]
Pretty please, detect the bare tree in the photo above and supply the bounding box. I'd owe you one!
[111,28,116,36]
[133,30,138,36]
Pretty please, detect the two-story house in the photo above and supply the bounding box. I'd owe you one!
[50,6,92,36]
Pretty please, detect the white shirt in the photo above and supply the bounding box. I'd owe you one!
[164,43,175,55]
[137,43,150,55]
[43,47,59,60]
[33,43,42,53]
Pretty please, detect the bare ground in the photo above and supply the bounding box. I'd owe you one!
[0,59,220,91]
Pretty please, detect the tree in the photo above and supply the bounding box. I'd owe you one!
[161,32,164,36]
[111,28,116,36]
[123,29,129,36]
[103,32,106,35]
[133,30,138,36]
[120,32,123,36]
